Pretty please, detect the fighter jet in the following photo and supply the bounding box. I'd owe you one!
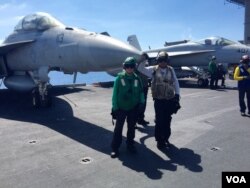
[128,35,250,86]
[0,12,141,107]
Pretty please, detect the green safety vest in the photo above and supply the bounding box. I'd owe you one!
[112,71,145,111]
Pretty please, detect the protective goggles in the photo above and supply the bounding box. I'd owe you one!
[124,64,135,69]
[158,58,168,63]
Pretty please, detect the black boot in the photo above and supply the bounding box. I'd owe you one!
[157,142,167,150]
[110,150,119,158]
[137,119,149,126]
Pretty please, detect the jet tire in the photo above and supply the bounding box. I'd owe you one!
[197,78,209,88]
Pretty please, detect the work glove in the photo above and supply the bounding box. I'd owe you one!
[170,94,181,114]
[174,94,180,102]
[243,75,250,79]
[111,108,120,126]
[172,99,181,114]
[111,109,119,120]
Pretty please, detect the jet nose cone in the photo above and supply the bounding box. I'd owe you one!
[88,34,141,70]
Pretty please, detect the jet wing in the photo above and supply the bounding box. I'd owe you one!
[0,40,35,55]
[146,50,215,58]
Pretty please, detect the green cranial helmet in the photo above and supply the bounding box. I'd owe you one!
[123,57,137,65]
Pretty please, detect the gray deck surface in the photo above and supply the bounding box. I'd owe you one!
[0,78,249,188]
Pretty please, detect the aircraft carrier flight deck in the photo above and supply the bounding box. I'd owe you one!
[0,78,249,188]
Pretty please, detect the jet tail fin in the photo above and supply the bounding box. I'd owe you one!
[127,35,142,51]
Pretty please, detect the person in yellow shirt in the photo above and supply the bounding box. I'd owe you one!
[233,55,250,116]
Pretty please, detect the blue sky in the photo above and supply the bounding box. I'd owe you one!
[0,0,245,50]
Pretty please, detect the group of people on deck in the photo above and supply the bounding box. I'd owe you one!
[110,52,250,158]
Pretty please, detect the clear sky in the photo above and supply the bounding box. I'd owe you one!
[0,0,245,50]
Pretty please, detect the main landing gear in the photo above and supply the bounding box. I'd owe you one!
[188,66,209,88]
[197,77,209,88]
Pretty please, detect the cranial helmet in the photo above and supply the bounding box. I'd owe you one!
[241,55,250,64]
[156,51,169,63]
[123,57,136,65]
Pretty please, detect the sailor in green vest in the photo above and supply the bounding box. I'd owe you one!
[135,52,150,127]
[137,51,180,150]
[208,56,218,89]
[111,57,145,158]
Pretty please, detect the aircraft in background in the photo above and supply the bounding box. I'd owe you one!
[128,35,250,87]
[0,12,140,107]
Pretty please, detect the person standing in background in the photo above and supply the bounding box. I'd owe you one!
[136,52,150,127]
[216,63,226,87]
[234,55,250,116]
[208,56,218,89]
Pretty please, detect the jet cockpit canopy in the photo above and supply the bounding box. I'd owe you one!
[195,36,238,46]
[14,12,65,32]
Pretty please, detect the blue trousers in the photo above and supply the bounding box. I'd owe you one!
[238,88,250,113]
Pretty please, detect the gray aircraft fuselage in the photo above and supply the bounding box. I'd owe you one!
[5,27,140,74]
[145,36,250,67]
[0,12,141,106]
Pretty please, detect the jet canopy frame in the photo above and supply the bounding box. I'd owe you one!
[14,12,65,32]
[195,36,238,46]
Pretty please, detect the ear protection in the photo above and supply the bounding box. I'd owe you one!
[142,52,149,60]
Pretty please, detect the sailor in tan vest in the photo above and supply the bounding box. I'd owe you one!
[137,51,180,150]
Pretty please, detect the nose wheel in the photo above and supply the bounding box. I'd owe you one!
[32,82,51,107]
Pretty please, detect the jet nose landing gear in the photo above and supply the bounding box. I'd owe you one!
[32,82,52,107]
